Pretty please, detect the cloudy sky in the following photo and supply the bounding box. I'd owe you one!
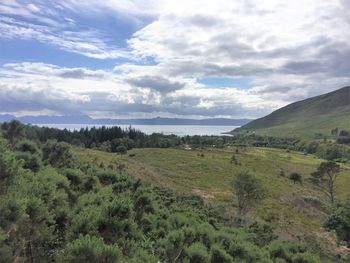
[0,0,349,119]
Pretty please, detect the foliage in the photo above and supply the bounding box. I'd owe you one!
[325,198,350,246]
[15,139,40,154]
[0,126,328,262]
[289,172,303,184]
[115,145,127,155]
[184,242,210,263]
[42,140,76,168]
[310,161,340,203]
[232,170,266,218]
[63,235,121,263]
[1,120,24,146]
[15,152,41,172]
[0,139,23,192]
[268,241,320,263]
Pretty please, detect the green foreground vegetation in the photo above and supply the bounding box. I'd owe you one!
[1,121,350,262]
[75,146,350,260]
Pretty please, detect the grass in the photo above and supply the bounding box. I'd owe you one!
[233,86,350,139]
[234,107,350,139]
[74,146,350,256]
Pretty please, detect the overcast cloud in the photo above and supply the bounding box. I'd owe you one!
[0,0,349,119]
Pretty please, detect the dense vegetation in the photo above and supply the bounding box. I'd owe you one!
[234,86,350,139]
[0,124,329,262]
[3,120,350,164]
[228,134,350,163]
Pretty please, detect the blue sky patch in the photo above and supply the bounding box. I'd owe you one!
[199,77,252,89]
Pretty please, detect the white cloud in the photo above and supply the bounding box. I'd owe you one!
[0,0,132,59]
[61,0,168,17]
[0,0,349,118]
[0,62,282,118]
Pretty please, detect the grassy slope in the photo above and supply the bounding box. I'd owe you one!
[234,86,350,138]
[75,146,350,256]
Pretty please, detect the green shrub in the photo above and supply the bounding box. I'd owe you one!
[248,222,277,247]
[325,198,350,246]
[64,169,86,188]
[64,235,121,263]
[210,244,233,263]
[96,170,118,185]
[42,140,76,168]
[185,242,210,263]
[15,140,39,154]
[289,172,302,184]
[15,152,41,172]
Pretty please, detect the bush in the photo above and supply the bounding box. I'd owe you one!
[15,152,41,172]
[248,222,277,247]
[288,172,302,184]
[115,145,127,155]
[64,235,121,263]
[42,140,75,168]
[64,169,86,188]
[268,241,319,262]
[325,198,350,246]
[185,242,210,263]
[96,170,118,185]
[210,244,233,263]
[15,140,39,154]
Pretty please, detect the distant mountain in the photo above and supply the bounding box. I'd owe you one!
[0,114,15,123]
[234,86,350,138]
[19,115,93,124]
[0,115,251,126]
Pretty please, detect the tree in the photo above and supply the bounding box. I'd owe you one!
[0,140,22,192]
[288,172,302,184]
[115,145,127,155]
[325,197,350,246]
[1,120,24,147]
[310,161,340,203]
[232,170,265,218]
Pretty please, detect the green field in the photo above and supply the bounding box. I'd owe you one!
[75,146,350,256]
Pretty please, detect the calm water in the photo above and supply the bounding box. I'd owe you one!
[37,124,238,136]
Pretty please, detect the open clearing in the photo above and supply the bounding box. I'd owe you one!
[74,146,350,256]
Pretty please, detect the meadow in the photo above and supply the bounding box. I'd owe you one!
[75,146,350,257]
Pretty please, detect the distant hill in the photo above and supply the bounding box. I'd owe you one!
[0,115,251,126]
[233,86,350,138]
[0,114,15,123]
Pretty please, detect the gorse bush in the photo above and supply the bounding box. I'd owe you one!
[42,139,76,168]
[325,197,350,246]
[64,235,121,263]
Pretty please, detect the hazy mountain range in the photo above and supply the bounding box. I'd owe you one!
[0,115,251,126]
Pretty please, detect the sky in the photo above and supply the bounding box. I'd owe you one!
[0,0,349,119]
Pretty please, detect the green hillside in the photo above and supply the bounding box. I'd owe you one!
[234,86,350,138]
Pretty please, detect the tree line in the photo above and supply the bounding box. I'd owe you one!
[2,121,350,164]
